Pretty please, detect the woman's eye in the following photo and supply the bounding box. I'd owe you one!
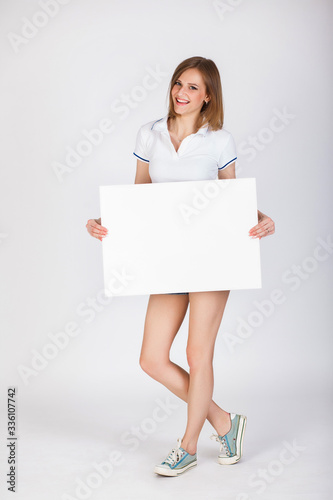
[175,82,197,90]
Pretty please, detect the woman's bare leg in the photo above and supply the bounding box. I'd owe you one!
[181,290,230,454]
[139,292,231,444]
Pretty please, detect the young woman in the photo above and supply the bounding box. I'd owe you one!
[86,56,275,477]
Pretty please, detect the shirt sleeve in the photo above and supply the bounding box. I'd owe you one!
[218,133,237,170]
[133,125,149,163]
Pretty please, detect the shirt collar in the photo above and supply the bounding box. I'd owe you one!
[151,114,209,136]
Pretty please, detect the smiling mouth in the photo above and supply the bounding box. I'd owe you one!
[176,98,190,105]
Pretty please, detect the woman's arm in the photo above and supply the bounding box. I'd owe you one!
[134,159,152,184]
[218,162,275,239]
[86,159,152,241]
[217,161,236,180]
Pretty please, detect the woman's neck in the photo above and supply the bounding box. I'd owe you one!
[167,114,199,140]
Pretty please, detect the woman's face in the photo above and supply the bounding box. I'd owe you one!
[171,68,210,117]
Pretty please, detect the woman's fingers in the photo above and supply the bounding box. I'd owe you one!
[86,219,108,240]
[249,217,275,239]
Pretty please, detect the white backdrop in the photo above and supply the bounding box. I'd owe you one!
[0,1,332,499]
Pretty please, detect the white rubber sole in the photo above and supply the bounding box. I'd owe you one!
[217,415,247,465]
[154,460,197,476]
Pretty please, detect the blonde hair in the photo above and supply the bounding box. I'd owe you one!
[167,56,224,132]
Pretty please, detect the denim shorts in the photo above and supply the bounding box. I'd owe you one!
[168,292,189,295]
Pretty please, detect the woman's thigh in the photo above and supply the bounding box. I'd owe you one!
[140,293,189,365]
[187,290,230,361]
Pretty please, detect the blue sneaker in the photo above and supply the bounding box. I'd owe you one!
[210,413,247,464]
[154,437,197,476]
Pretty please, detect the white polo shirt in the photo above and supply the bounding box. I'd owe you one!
[133,114,237,183]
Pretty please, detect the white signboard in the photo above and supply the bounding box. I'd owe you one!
[100,178,261,297]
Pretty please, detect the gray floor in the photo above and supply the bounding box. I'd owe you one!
[1,390,331,500]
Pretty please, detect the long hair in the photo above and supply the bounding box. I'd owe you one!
[167,56,224,132]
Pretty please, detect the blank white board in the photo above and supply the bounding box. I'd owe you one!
[99,178,261,297]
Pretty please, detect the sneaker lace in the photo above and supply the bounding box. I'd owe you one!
[163,438,185,465]
[210,433,231,456]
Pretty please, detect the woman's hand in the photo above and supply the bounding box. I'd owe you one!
[86,218,108,242]
[249,211,275,239]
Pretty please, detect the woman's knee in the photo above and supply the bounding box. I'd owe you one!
[139,353,167,377]
[186,345,213,371]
